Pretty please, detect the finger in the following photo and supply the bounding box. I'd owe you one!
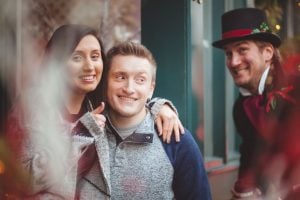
[97,121,105,128]
[92,102,105,114]
[95,114,106,122]
[166,119,174,143]
[93,114,106,127]
[93,115,104,125]
[156,117,163,136]
[96,120,105,128]
[178,120,185,134]
[173,123,180,142]
[162,120,171,143]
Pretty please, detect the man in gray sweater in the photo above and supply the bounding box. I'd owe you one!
[103,41,212,200]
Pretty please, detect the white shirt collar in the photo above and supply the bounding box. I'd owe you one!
[239,66,270,96]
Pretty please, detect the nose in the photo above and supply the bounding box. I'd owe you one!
[83,58,94,71]
[228,53,241,67]
[122,79,135,94]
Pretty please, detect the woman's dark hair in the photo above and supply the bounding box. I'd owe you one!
[43,24,106,111]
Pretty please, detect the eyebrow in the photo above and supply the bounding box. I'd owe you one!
[72,49,101,54]
[111,71,149,77]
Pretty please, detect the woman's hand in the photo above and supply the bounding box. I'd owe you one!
[156,105,184,143]
[91,102,106,128]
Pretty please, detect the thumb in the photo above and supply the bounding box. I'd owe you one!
[91,102,105,114]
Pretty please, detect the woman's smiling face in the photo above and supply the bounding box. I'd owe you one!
[66,34,103,96]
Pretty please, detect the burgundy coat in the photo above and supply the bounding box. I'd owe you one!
[233,72,300,197]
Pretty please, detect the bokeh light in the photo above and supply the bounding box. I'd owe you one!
[0,160,5,174]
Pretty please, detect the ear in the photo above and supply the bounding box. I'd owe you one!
[148,81,156,100]
[263,45,274,62]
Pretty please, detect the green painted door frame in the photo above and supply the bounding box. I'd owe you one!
[141,0,193,131]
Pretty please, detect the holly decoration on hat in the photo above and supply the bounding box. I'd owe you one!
[252,22,271,34]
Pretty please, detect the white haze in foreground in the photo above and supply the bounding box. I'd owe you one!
[19,63,73,190]
[0,0,73,191]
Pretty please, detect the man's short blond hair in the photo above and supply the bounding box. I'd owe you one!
[106,42,157,81]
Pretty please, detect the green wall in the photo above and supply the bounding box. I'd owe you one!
[141,0,193,130]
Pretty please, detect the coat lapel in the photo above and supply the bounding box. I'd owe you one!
[79,112,111,196]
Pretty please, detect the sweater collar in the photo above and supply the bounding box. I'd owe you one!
[106,112,154,144]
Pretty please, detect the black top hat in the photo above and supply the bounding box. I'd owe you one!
[212,8,281,49]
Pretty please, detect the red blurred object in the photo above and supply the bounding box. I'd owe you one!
[282,54,300,75]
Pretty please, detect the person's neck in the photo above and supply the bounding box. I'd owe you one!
[240,66,270,96]
[108,108,147,129]
[65,93,86,114]
[248,86,260,95]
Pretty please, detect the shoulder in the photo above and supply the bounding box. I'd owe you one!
[161,128,203,164]
[162,128,198,148]
[175,129,199,148]
[163,129,212,199]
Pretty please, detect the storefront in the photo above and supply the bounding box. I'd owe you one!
[1,0,299,199]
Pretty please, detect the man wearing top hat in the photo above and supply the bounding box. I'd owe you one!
[213,8,300,199]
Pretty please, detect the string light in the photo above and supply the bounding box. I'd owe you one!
[275,24,281,31]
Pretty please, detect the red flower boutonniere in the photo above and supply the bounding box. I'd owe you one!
[266,85,296,113]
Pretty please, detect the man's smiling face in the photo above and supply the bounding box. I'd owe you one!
[224,40,273,93]
[106,55,155,123]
